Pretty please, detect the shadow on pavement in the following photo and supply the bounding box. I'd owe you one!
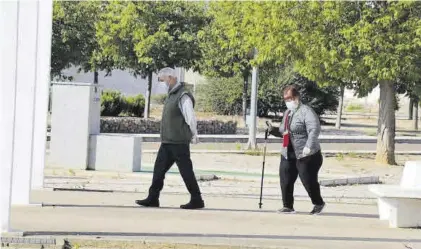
[41,203,378,219]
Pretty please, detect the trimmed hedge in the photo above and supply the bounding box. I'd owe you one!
[100,90,145,117]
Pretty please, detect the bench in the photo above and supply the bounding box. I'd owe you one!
[368,161,421,228]
[88,134,142,172]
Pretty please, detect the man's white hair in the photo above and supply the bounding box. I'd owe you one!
[157,67,178,79]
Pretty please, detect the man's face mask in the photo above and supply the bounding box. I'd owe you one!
[158,81,169,92]
[158,77,170,92]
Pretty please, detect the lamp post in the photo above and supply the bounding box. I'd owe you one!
[246,48,258,150]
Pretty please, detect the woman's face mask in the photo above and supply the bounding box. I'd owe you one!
[285,100,299,111]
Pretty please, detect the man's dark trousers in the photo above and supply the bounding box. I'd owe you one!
[148,143,202,200]
[279,150,324,209]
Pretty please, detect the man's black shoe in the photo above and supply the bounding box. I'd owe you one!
[310,202,326,215]
[180,199,205,209]
[135,198,160,208]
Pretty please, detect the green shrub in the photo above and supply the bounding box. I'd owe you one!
[346,103,364,112]
[100,90,126,117]
[125,94,145,117]
[196,76,243,115]
[260,65,339,117]
[197,64,339,117]
[151,94,167,105]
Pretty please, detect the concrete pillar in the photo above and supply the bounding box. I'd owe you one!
[11,0,40,205]
[49,83,101,170]
[0,0,20,232]
[1,0,53,231]
[31,0,53,190]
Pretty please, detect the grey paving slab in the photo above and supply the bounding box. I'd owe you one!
[9,191,421,249]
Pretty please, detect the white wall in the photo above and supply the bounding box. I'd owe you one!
[344,85,412,114]
[59,66,186,96]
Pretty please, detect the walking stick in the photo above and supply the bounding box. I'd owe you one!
[259,121,270,209]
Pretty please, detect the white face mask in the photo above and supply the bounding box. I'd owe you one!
[286,100,298,111]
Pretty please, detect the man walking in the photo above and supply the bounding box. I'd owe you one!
[135,67,204,209]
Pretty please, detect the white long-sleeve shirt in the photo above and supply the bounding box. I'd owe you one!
[178,94,198,138]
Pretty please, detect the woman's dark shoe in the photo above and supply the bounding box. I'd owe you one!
[310,202,326,215]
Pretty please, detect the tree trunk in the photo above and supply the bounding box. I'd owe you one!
[143,71,152,119]
[414,100,419,131]
[335,85,345,129]
[375,81,396,165]
[93,71,98,84]
[242,72,249,125]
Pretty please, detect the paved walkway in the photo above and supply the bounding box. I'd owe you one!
[8,190,421,249]
[42,154,420,205]
[11,154,417,248]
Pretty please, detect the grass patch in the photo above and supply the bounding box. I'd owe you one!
[346,103,364,112]
[244,149,263,156]
[68,169,76,176]
[348,152,358,158]
[364,129,377,136]
[235,142,242,150]
[335,153,345,161]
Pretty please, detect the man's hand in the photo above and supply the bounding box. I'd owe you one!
[303,147,311,156]
[191,135,199,144]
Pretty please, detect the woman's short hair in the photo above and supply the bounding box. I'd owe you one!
[283,84,300,97]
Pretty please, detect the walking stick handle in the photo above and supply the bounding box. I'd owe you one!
[265,121,270,140]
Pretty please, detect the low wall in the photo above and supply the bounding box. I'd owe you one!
[100,117,237,134]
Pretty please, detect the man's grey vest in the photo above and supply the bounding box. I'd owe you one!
[160,83,195,144]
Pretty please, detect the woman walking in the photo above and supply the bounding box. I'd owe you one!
[268,84,325,215]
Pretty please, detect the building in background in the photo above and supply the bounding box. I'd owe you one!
[58,66,186,96]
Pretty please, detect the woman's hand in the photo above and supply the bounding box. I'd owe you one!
[302,147,311,156]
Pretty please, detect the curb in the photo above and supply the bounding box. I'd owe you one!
[123,134,421,144]
[197,174,220,181]
[46,133,421,144]
[0,236,266,249]
[320,176,380,187]
[141,149,421,155]
[1,234,57,248]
